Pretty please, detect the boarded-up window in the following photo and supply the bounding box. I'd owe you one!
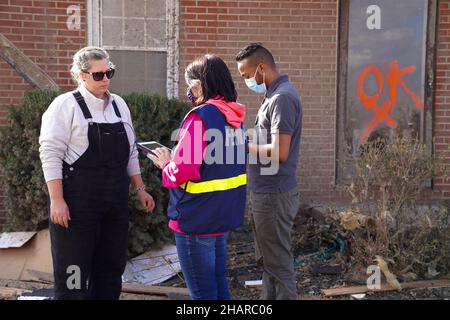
[336,0,437,181]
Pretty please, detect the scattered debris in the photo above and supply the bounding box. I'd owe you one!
[244,280,262,287]
[321,279,450,297]
[297,204,326,224]
[121,283,189,297]
[0,229,52,281]
[26,269,54,283]
[0,287,31,299]
[426,266,440,279]
[122,244,181,286]
[339,210,362,231]
[17,296,49,300]
[0,203,447,300]
[402,272,418,282]
[375,256,402,291]
[0,232,37,248]
[18,288,53,300]
[166,292,191,300]
[311,264,344,275]
[350,293,366,300]
[18,261,187,299]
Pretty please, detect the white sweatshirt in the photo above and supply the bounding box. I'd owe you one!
[39,85,141,182]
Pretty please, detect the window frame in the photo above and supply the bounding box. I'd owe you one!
[335,0,438,184]
[86,0,179,98]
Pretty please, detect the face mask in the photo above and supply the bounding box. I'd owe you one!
[245,65,266,94]
[186,87,197,104]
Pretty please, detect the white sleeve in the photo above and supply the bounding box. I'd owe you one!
[38,96,73,182]
[115,95,141,177]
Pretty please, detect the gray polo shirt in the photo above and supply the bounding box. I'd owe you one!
[248,75,302,193]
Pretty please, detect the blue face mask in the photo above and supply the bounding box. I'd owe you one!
[186,87,197,104]
[245,65,266,94]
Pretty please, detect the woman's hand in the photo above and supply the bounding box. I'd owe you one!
[137,190,156,213]
[50,198,71,228]
[152,147,172,169]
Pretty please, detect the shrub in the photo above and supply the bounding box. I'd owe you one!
[333,136,450,279]
[0,90,190,257]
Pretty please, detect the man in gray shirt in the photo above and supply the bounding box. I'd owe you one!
[236,43,302,300]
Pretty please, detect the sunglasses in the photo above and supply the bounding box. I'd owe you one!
[83,68,115,81]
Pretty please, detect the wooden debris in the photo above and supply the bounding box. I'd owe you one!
[0,287,32,299]
[26,269,54,283]
[322,279,450,297]
[0,34,59,90]
[121,283,189,297]
[166,292,192,300]
[25,269,189,298]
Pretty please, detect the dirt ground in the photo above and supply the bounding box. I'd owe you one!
[1,209,449,300]
[157,214,450,300]
[224,219,450,300]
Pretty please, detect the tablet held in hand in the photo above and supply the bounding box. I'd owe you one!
[136,141,171,163]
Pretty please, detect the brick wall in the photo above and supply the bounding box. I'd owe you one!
[0,0,87,229]
[1,0,449,230]
[179,0,450,203]
[434,0,450,199]
[179,0,339,202]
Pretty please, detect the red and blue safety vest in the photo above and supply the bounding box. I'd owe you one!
[167,104,247,234]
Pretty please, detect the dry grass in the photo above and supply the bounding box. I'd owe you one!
[333,136,450,279]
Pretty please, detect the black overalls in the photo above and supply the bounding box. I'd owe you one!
[50,91,130,300]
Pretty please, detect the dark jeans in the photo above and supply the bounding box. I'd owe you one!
[250,188,300,300]
[175,233,230,300]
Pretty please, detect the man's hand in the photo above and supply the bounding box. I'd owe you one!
[248,133,292,162]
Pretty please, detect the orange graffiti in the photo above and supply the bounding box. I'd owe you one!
[357,60,423,145]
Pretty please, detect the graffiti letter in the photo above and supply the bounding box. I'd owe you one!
[366,5,381,30]
[386,60,423,111]
[356,60,423,145]
[66,5,81,31]
[357,65,397,144]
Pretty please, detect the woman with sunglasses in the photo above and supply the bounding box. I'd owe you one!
[39,46,155,300]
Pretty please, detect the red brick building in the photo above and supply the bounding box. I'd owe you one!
[0,0,449,229]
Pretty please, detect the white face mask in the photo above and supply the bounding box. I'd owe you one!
[244,65,266,94]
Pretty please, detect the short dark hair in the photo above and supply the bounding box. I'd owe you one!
[235,43,276,67]
[185,54,237,104]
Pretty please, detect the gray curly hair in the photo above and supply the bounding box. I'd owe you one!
[70,46,115,85]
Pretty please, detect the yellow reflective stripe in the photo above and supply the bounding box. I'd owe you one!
[180,173,247,194]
